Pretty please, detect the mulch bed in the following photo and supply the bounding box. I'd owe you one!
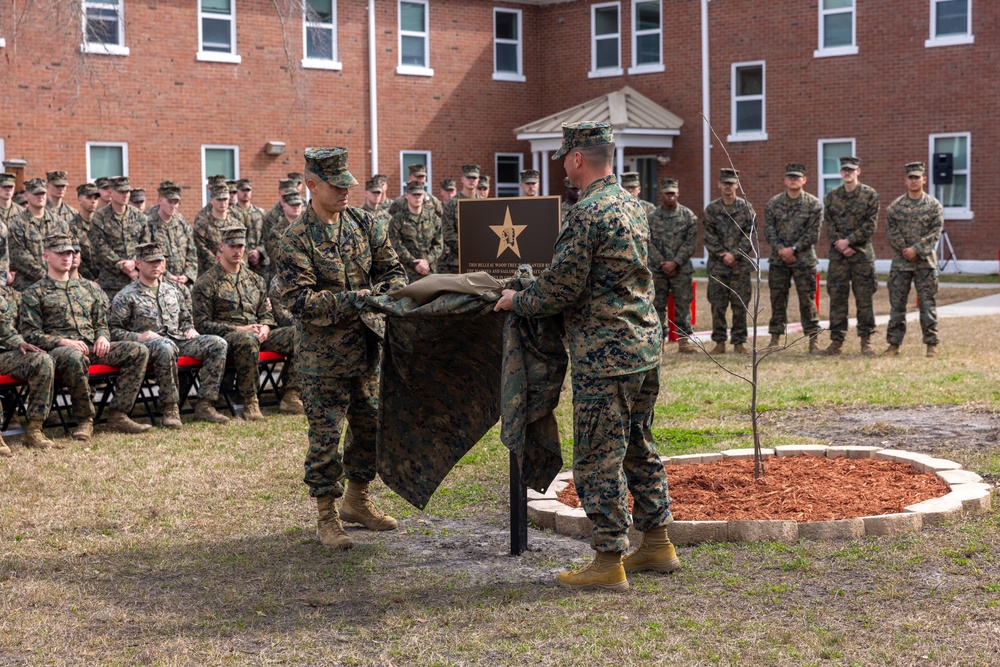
[555,456,951,522]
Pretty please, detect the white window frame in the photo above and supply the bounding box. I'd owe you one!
[929,132,973,220]
[302,0,341,70]
[197,0,241,64]
[492,8,525,82]
[728,61,767,143]
[495,153,524,198]
[201,145,240,205]
[589,2,623,79]
[817,138,856,195]
[814,0,858,58]
[926,0,974,47]
[399,150,431,196]
[628,0,663,75]
[80,0,130,56]
[397,0,433,77]
[85,141,129,182]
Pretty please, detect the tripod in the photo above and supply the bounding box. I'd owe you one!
[937,229,959,273]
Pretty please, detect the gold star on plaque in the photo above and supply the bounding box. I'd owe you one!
[489,206,528,259]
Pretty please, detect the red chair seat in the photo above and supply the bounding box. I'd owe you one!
[88,364,120,375]
[177,356,202,367]
[0,374,24,385]
[258,351,285,362]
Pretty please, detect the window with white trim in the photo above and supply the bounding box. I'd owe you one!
[493,8,524,82]
[728,62,767,142]
[926,0,974,47]
[81,0,129,56]
[198,0,240,63]
[629,0,662,74]
[495,154,523,198]
[815,0,857,58]
[929,133,972,219]
[86,142,129,181]
[398,1,432,76]
[818,139,856,194]
[399,151,431,196]
[589,2,622,78]
[302,0,341,70]
[201,145,239,204]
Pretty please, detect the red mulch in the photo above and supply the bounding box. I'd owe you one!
[554,456,951,522]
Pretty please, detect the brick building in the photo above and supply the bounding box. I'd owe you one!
[1,0,995,269]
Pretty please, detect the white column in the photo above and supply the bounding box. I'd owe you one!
[368,0,379,175]
[616,146,625,177]
[532,151,540,171]
[541,152,550,196]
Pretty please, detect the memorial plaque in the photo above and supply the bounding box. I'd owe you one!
[457,196,561,279]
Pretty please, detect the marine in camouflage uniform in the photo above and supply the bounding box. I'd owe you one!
[647,178,697,349]
[763,163,823,348]
[884,163,944,356]
[703,169,756,351]
[69,182,100,281]
[439,164,481,274]
[191,226,297,410]
[44,171,78,224]
[0,172,25,231]
[360,178,392,230]
[822,156,879,354]
[388,180,442,283]
[278,147,407,548]
[9,178,71,291]
[109,243,230,424]
[21,234,151,439]
[89,176,152,301]
[497,123,672,589]
[387,164,444,219]
[231,179,269,279]
[147,182,198,297]
[262,185,303,274]
[620,171,656,218]
[193,183,243,274]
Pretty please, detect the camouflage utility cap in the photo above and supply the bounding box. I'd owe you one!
[209,184,228,199]
[220,226,247,246]
[135,242,165,262]
[282,191,304,206]
[408,163,427,177]
[24,178,47,194]
[45,233,75,252]
[372,174,388,186]
[364,178,382,193]
[72,239,82,253]
[305,147,358,188]
[226,180,238,193]
[208,174,228,187]
[130,188,146,203]
[785,163,806,177]
[440,178,456,190]
[477,175,490,187]
[905,162,926,176]
[236,178,252,191]
[278,178,296,191]
[46,170,69,186]
[620,171,641,187]
[287,172,304,184]
[158,181,182,199]
[719,168,740,184]
[112,176,132,192]
[0,173,15,187]
[461,164,481,178]
[77,182,99,197]
[660,178,679,193]
[839,156,860,170]
[552,121,614,160]
[519,169,539,184]
[95,177,112,189]
[406,181,426,195]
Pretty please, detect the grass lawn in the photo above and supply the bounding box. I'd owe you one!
[1,313,999,666]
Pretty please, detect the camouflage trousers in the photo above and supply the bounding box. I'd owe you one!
[707,271,752,344]
[223,326,297,400]
[300,369,379,498]
[768,263,821,336]
[49,342,149,419]
[652,272,694,339]
[887,268,939,346]
[572,368,672,554]
[0,350,55,421]
[827,258,877,341]
[144,335,228,405]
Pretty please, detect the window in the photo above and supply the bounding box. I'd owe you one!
[81,0,129,56]
[728,62,767,142]
[86,142,129,182]
[929,133,972,219]
[818,139,856,194]
[198,0,240,64]
[398,1,432,76]
[302,0,341,69]
[629,1,662,74]
[201,145,239,204]
[589,2,622,78]
[495,154,523,198]
[493,8,524,82]
[399,151,431,196]
[815,0,857,57]
[926,0,974,47]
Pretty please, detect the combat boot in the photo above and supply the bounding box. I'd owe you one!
[557,551,629,591]
[72,419,93,442]
[25,419,58,450]
[0,434,11,458]
[278,388,305,415]
[860,336,875,356]
[883,344,900,357]
[340,480,398,531]
[623,526,682,574]
[676,338,697,355]
[194,398,230,424]
[926,344,938,358]
[808,336,822,355]
[160,404,182,430]
[733,343,749,355]
[822,340,843,356]
[316,494,353,550]
[709,341,726,355]
[240,394,265,421]
[106,410,153,434]
[768,335,781,349]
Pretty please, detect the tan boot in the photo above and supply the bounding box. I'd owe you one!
[768,335,781,349]
[25,419,59,450]
[240,394,265,421]
[860,336,875,356]
[676,338,697,355]
[709,341,726,355]
[194,398,230,424]
[106,409,152,434]
[883,344,900,357]
[733,343,749,355]
[808,336,822,355]
[823,340,843,356]
[316,494,354,550]
[72,419,94,442]
[623,526,682,574]
[278,388,305,415]
[557,551,629,591]
[926,344,938,358]
[0,434,11,458]
[340,480,398,531]
[160,404,182,430]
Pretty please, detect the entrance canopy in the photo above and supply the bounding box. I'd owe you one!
[514,86,683,194]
